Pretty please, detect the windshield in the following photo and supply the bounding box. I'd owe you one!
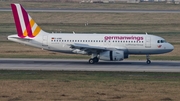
[157,40,167,43]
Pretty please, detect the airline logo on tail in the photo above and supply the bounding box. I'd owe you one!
[11,4,41,38]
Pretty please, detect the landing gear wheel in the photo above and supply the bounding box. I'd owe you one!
[89,57,99,64]
[146,54,151,64]
[89,59,94,64]
[146,59,151,64]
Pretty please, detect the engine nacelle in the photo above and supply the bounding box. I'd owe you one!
[72,49,87,54]
[99,50,124,61]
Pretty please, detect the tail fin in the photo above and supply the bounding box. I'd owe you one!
[11,3,42,38]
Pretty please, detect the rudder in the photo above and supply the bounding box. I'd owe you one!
[11,3,42,38]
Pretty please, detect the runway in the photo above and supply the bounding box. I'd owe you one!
[1,8,180,13]
[0,58,179,72]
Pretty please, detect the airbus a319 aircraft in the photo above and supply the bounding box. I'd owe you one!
[8,3,174,64]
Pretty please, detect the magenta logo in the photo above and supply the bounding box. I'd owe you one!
[104,36,144,41]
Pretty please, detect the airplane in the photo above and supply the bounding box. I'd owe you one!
[8,3,174,64]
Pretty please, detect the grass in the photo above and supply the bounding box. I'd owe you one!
[1,12,180,35]
[0,70,180,81]
[1,12,180,33]
[0,70,180,101]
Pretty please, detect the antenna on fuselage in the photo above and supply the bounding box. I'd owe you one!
[145,32,148,35]
[73,31,75,34]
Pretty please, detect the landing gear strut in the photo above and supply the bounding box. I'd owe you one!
[89,54,99,64]
[146,55,151,64]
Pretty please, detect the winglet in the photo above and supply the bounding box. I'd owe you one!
[11,3,42,38]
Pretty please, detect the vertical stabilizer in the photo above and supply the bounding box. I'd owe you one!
[11,3,42,38]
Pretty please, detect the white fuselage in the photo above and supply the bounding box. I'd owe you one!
[8,32,174,55]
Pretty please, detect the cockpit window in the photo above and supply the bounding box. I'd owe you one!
[157,40,167,43]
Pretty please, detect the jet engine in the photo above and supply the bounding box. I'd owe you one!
[99,50,125,61]
[72,49,87,54]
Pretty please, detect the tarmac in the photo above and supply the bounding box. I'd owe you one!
[0,58,179,72]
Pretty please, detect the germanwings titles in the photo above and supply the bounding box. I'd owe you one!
[8,4,174,64]
[104,36,143,41]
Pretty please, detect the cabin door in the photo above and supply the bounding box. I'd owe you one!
[145,36,151,48]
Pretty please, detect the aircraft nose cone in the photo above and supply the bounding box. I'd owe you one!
[168,43,174,52]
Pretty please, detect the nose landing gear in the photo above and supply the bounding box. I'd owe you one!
[146,55,151,64]
[146,59,151,64]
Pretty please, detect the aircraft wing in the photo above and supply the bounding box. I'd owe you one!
[70,43,107,50]
[69,43,125,54]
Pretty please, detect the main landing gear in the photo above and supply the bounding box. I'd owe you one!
[146,54,151,64]
[89,54,99,64]
[89,57,99,64]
